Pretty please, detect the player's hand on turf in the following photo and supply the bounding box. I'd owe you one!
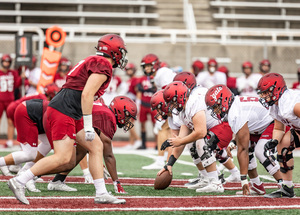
[242,183,250,195]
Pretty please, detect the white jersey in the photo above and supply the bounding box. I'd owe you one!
[228,95,273,135]
[269,89,300,131]
[154,67,176,91]
[196,71,226,89]
[168,114,181,130]
[25,67,41,95]
[177,86,220,130]
[236,73,262,96]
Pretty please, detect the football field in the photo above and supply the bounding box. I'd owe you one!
[0,145,300,214]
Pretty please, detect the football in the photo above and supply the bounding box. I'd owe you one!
[154,171,173,190]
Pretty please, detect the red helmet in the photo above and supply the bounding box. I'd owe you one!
[163,81,189,114]
[257,73,287,108]
[140,54,160,76]
[125,63,136,74]
[44,83,60,99]
[218,66,229,76]
[1,54,12,63]
[109,96,137,132]
[259,59,271,73]
[173,71,197,90]
[242,61,253,69]
[192,60,204,75]
[150,90,169,121]
[59,57,72,72]
[96,34,128,69]
[207,58,218,73]
[32,56,37,65]
[160,61,169,68]
[205,84,234,120]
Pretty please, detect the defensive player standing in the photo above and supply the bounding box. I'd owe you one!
[0,54,21,148]
[257,73,299,198]
[205,84,283,195]
[141,53,176,169]
[7,34,128,205]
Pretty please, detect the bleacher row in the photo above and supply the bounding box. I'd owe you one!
[209,0,300,30]
[2,0,300,32]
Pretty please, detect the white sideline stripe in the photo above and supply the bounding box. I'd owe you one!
[1,205,300,211]
[1,195,300,199]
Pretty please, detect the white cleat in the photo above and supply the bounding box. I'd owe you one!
[184,178,201,187]
[142,161,164,170]
[7,178,29,205]
[0,166,14,176]
[26,179,41,192]
[225,173,241,183]
[133,140,142,149]
[196,178,224,193]
[47,181,77,192]
[94,192,126,204]
[8,165,22,174]
[187,175,209,189]
[84,173,93,184]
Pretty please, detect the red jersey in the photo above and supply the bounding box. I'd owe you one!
[127,76,139,96]
[49,55,112,120]
[137,76,155,106]
[292,82,300,90]
[63,55,112,99]
[0,69,21,101]
[92,100,116,140]
[227,76,237,89]
[53,73,67,89]
[7,93,47,123]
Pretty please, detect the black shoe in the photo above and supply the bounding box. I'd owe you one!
[137,145,146,150]
[264,184,295,198]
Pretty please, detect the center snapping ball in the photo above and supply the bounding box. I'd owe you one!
[154,171,173,190]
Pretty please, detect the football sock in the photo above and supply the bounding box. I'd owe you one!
[141,132,146,148]
[250,176,261,185]
[283,180,293,187]
[0,157,6,166]
[16,169,35,186]
[94,178,108,196]
[52,174,67,182]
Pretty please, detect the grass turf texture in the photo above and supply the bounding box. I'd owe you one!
[0,151,300,214]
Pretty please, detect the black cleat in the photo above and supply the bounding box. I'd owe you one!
[264,184,295,198]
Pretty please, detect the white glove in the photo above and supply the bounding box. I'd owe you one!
[153,120,165,135]
[84,173,93,184]
[83,114,95,141]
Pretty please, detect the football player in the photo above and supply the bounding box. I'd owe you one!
[205,84,283,195]
[158,81,233,193]
[48,96,137,194]
[140,53,176,168]
[0,54,22,148]
[8,34,128,205]
[236,61,262,96]
[191,60,204,77]
[259,59,271,75]
[53,57,72,88]
[196,58,226,89]
[257,73,299,198]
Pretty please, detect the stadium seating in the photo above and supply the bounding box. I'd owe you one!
[0,0,159,30]
[210,0,300,30]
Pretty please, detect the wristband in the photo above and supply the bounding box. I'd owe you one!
[240,175,247,181]
[167,155,177,167]
[241,179,248,187]
[83,114,93,132]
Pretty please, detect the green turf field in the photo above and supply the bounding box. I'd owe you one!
[0,150,300,214]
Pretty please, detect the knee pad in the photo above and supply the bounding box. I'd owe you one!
[215,149,229,164]
[277,148,294,173]
[248,153,257,170]
[12,143,37,164]
[186,142,200,161]
[202,156,216,168]
[38,134,52,157]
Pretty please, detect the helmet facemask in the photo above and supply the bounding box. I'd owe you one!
[153,102,168,122]
[117,109,135,132]
[168,92,186,115]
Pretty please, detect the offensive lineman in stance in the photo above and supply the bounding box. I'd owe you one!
[8,34,128,205]
[257,73,299,198]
